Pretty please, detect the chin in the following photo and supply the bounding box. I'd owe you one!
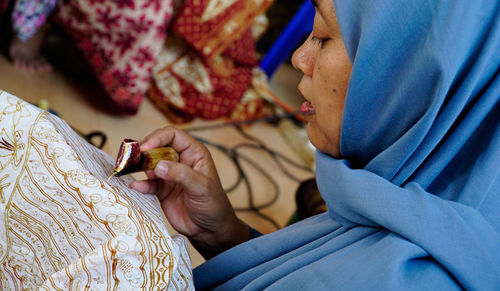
[306,123,341,158]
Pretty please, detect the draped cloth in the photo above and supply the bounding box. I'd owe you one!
[149,0,273,123]
[193,0,500,289]
[0,91,194,290]
[53,0,174,115]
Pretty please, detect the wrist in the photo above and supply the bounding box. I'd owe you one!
[190,217,250,259]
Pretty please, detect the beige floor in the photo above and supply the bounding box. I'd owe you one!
[0,54,314,267]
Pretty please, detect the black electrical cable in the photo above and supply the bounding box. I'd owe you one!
[195,136,281,229]
[235,143,305,183]
[193,124,315,230]
[234,126,314,182]
[232,152,281,229]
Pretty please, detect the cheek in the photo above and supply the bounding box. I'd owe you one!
[317,96,344,150]
[307,116,341,157]
[317,107,342,141]
[309,75,345,156]
[307,44,351,157]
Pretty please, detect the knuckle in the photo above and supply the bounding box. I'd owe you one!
[174,165,188,182]
[164,125,175,132]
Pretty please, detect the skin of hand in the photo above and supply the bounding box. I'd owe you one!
[129,126,250,259]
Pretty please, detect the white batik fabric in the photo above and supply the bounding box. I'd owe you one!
[0,91,193,290]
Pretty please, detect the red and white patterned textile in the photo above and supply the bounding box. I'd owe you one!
[53,0,174,115]
[149,0,274,123]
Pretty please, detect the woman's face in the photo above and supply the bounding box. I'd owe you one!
[292,0,352,157]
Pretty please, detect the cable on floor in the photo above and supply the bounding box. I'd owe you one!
[192,124,314,230]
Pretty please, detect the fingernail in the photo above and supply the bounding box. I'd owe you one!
[155,161,168,177]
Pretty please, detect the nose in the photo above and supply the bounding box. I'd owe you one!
[291,34,315,76]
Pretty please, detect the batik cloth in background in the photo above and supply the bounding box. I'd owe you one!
[149,0,274,123]
[11,0,57,41]
[0,91,193,290]
[53,0,174,115]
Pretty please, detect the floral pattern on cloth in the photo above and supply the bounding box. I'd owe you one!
[149,0,274,123]
[52,0,174,115]
[11,0,57,41]
[0,91,194,290]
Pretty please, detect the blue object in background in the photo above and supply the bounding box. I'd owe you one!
[259,0,315,78]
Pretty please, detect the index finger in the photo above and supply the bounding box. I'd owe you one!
[140,126,212,169]
[140,126,198,151]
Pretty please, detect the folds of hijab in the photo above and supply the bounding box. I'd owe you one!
[193,0,500,289]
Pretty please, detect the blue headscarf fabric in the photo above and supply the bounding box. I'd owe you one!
[193,0,500,289]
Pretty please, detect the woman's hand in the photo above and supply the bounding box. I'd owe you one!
[129,126,249,259]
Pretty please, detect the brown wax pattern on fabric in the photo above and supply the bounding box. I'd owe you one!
[0,92,193,289]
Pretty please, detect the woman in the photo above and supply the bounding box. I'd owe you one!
[131,0,500,289]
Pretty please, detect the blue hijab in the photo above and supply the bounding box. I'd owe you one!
[194,0,500,289]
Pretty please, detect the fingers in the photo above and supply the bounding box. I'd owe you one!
[129,177,176,199]
[141,126,213,171]
[154,160,214,201]
[129,179,161,194]
[141,126,194,151]
[131,160,216,203]
[145,169,157,180]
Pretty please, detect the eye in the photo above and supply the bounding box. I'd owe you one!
[311,35,328,48]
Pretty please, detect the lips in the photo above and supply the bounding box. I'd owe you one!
[300,101,315,115]
[297,88,315,116]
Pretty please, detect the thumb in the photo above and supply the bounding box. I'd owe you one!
[154,160,213,200]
